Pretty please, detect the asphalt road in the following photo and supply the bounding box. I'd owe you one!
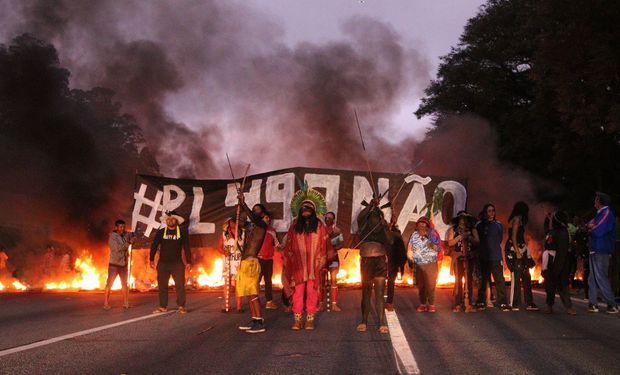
[0,287,618,375]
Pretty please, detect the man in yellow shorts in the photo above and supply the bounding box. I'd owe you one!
[236,258,261,299]
[235,194,268,333]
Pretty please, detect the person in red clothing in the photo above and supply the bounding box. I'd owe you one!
[258,213,280,310]
[284,186,332,330]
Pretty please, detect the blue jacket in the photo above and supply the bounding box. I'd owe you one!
[589,207,616,254]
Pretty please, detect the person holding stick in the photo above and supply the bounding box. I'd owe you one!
[356,197,392,334]
[218,218,243,313]
[235,193,269,333]
[103,219,134,310]
[446,211,478,312]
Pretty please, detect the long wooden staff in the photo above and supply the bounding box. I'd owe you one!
[343,160,424,259]
[225,153,250,312]
[354,109,378,199]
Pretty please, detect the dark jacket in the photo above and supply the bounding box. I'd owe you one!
[545,226,570,284]
[476,220,503,262]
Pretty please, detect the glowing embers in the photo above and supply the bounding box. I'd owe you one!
[0,278,29,291]
[45,254,103,290]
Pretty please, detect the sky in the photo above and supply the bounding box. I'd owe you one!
[248,0,486,139]
[0,0,487,177]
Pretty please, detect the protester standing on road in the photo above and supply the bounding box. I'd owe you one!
[446,211,479,312]
[218,218,243,312]
[386,218,407,312]
[586,192,618,314]
[284,187,331,330]
[357,198,392,333]
[475,203,510,311]
[258,213,279,310]
[235,195,269,333]
[149,211,192,314]
[322,211,344,312]
[542,211,576,315]
[103,219,134,310]
[408,217,440,313]
[505,202,538,311]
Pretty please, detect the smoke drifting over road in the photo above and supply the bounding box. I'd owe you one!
[1,0,430,176]
[0,1,554,272]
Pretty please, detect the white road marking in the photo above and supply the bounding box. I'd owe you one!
[0,311,174,358]
[386,310,420,375]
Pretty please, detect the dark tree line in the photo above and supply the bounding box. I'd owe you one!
[0,34,159,246]
[416,0,620,212]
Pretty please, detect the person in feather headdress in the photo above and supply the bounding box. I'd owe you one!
[283,182,333,331]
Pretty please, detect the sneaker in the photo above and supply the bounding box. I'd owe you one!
[511,306,520,311]
[427,305,436,313]
[417,305,427,312]
[476,302,486,311]
[265,301,278,310]
[587,304,599,313]
[500,304,512,312]
[238,319,254,330]
[246,319,266,333]
[606,306,619,314]
[152,307,167,314]
[385,303,395,312]
[526,304,540,311]
[177,306,187,314]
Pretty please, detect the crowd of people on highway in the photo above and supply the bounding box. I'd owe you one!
[105,190,618,334]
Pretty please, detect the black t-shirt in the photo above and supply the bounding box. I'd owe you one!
[149,226,192,264]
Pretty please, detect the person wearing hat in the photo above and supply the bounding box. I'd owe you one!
[149,211,192,314]
[408,216,441,313]
[586,192,618,314]
[446,211,479,312]
[284,186,331,330]
[542,211,576,315]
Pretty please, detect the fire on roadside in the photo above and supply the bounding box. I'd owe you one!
[3,245,552,292]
